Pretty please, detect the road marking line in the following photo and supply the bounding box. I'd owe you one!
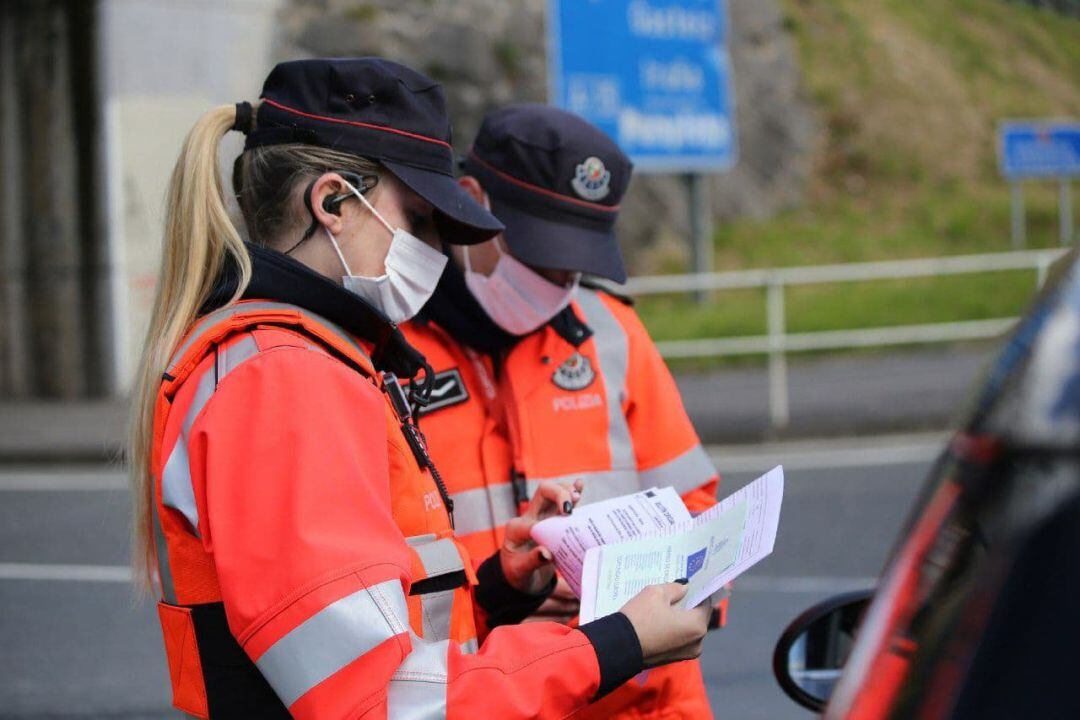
[734,575,877,593]
[0,563,132,582]
[0,471,126,491]
[709,438,944,474]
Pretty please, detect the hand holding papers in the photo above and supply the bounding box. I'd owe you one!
[531,467,785,624]
[529,486,693,598]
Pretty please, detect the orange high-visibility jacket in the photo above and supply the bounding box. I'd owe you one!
[151,300,639,719]
[403,286,722,720]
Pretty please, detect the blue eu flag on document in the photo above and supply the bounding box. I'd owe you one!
[686,548,707,578]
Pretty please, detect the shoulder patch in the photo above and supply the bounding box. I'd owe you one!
[403,368,470,416]
[581,277,634,306]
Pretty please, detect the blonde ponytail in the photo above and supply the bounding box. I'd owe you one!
[129,104,252,591]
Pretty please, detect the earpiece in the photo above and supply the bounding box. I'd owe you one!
[322,193,349,215]
[314,171,377,216]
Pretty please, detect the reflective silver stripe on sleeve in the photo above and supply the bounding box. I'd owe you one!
[574,289,636,471]
[160,366,214,534]
[637,444,718,496]
[161,336,262,536]
[407,537,464,577]
[255,578,409,708]
[419,589,455,642]
[216,335,260,381]
[404,536,466,642]
[448,484,517,536]
[387,630,450,720]
[152,504,177,604]
[161,434,196,532]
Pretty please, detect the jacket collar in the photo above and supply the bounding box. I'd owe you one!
[203,243,428,380]
[550,304,592,348]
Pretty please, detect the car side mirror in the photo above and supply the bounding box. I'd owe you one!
[772,589,874,712]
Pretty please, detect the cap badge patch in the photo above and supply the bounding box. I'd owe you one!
[571,156,611,201]
[552,352,596,391]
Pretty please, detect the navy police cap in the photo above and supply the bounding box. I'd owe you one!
[462,104,632,283]
[245,57,502,244]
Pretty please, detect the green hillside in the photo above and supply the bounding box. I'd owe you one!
[639,0,1079,352]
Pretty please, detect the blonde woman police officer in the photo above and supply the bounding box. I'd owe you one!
[130,59,710,719]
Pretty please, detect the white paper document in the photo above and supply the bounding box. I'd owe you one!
[577,466,785,623]
[530,486,693,597]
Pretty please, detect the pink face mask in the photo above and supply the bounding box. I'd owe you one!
[463,238,580,336]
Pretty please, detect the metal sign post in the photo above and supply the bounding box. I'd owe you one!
[999,121,1080,248]
[547,0,737,295]
[685,173,714,301]
[1061,178,1074,246]
[1011,182,1026,250]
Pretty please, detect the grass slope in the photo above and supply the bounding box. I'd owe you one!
[639,0,1079,354]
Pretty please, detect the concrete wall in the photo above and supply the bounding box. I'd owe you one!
[99,0,283,390]
[1,1,104,398]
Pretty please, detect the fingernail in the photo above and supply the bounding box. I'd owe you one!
[540,548,553,562]
[562,501,573,514]
[675,578,689,585]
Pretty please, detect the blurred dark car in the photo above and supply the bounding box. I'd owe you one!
[773,250,1080,720]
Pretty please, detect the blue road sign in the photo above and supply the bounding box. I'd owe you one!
[999,121,1080,179]
[547,0,737,172]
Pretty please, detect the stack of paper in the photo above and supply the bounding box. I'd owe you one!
[531,466,785,623]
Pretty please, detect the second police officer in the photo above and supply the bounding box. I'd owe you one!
[403,104,726,719]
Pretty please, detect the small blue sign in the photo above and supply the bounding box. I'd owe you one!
[999,121,1080,179]
[547,0,737,172]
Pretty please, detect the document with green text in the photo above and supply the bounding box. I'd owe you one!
[578,466,784,623]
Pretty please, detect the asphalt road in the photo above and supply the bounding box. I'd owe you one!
[678,345,992,443]
[0,437,937,718]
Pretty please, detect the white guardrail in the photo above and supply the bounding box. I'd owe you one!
[624,248,1071,430]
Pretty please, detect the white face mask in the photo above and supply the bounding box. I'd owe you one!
[463,238,580,336]
[323,178,447,324]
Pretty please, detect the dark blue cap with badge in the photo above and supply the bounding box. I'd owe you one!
[244,57,503,244]
[461,104,633,283]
